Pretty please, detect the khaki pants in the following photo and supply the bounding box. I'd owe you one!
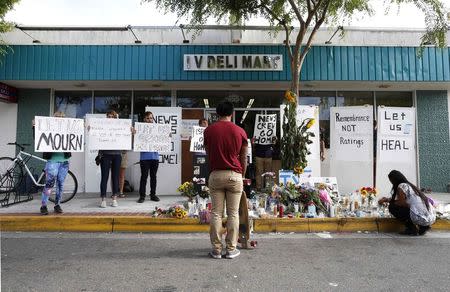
[255,157,272,190]
[208,170,243,252]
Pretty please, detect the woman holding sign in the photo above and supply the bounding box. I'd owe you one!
[378,170,436,235]
[38,111,71,215]
[98,110,122,208]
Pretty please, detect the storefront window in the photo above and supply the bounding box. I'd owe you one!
[299,91,336,148]
[94,91,131,118]
[375,91,413,107]
[177,91,284,109]
[337,91,374,107]
[54,91,92,118]
[134,91,171,122]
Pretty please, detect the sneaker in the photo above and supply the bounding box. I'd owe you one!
[418,225,430,235]
[225,249,240,259]
[100,200,107,208]
[40,206,49,215]
[111,199,118,207]
[209,250,222,259]
[54,205,63,214]
[137,197,145,203]
[150,194,160,202]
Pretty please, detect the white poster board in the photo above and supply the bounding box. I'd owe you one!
[253,114,277,145]
[330,106,374,195]
[280,105,320,177]
[181,119,199,140]
[190,126,206,153]
[84,114,107,193]
[376,107,417,196]
[128,106,182,195]
[34,116,84,152]
[133,122,172,152]
[86,118,132,150]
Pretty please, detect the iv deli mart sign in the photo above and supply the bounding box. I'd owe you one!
[184,54,283,71]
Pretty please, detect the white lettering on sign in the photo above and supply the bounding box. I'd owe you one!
[34,116,84,152]
[253,114,277,145]
[184,54,283,71]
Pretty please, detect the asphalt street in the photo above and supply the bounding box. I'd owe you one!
[1,232,450,292]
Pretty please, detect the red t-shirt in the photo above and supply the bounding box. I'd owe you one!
[204,120,248,173]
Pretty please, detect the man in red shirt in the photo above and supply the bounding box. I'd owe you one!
[204,102,248,259]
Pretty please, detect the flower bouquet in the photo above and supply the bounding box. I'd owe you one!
[360,187,377,206]
[152,205,188,219]
[177,181,197,202]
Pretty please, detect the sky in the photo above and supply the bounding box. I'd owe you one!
[4,0,449,28]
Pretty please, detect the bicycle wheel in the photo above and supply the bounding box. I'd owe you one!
[48,170,78,204]
[0,157,24,193]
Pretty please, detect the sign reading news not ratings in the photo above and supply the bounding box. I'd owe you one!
[34,116,84,152]
[133,122,172,152]
[86,118,132,150]
[253,114,277,145]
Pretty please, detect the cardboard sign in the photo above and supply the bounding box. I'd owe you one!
[253,114,277,145]
[190,126,206,153]
[86,118,132,150]
[34,116,84,152]
[133,122,172,152]
[181,119,199,140]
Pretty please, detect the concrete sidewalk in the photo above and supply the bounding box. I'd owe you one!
[1,191,449,233]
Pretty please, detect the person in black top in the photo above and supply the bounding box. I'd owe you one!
[253,137,275,191]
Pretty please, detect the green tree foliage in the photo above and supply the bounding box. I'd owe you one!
[0,0,20,56]
[146,0,448,170]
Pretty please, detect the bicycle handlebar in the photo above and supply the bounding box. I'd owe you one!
[7,142,30,151]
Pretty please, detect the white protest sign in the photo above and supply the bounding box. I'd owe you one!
[330,106,373,162]
[86,118,132,150]
[190,126,206,153]
[376,107,417,195]
[280,105,320,176]
[329,106,374,195]
[34,116,84,152]
[181,119,199,140]
[253,114,277,145]
[133,122,172,152]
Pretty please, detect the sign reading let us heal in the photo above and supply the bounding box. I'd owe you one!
[34,116,84,152]
[86,118,132,150]
[133,122,172,152]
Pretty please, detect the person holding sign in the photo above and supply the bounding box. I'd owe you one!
[98,110,123,208]
[378,170,436,236]
[137,111,161,203]
[204,101,248,259]
[36,111,71,215]
[252,138,275,191]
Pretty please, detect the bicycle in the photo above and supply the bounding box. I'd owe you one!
[0,142,78,206]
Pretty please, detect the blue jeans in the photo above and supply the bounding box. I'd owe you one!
[100,154,122,198]
[41,161,70,206]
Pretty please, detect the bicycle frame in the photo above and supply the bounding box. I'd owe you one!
[13,151,47,187]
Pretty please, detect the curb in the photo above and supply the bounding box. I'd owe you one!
[1,215,449,233]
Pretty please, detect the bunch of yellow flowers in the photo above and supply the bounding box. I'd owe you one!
[284,90,297,104]
[171,206,188,219]
[177,181,197,201]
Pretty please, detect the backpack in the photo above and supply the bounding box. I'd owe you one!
[123,180,134,193]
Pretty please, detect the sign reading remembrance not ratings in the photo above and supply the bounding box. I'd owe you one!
[86,118,132,150]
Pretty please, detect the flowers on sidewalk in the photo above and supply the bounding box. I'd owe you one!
[360,187,377,203]
[152,205,188,218]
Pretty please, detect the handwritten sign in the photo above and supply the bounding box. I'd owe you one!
[134,122,172,152]
[253,114,277,145]
[86,118,132,150]
[181,119,199,140]
[331,106,373,161]
[190,126,206,152]
[378,107,415,162]
[34,116,84,152]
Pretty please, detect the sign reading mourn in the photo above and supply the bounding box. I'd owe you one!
[34,116,84,152]
[134,122,172,152]
[190,126,206,152]
[253,114,277,145]
[87,118,132,150]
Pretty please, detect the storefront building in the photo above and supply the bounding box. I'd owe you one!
[0,26,449,194]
